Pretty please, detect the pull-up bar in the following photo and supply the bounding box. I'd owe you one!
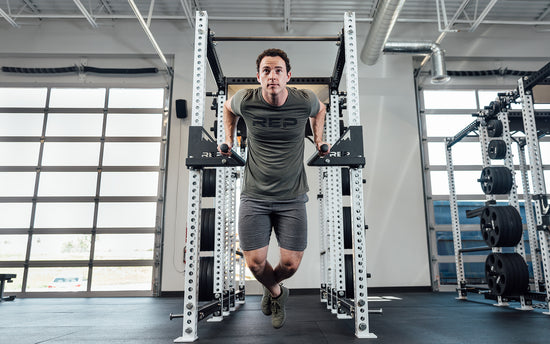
[213,36,340,42]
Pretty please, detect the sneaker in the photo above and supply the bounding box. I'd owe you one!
[270,284,289,329]
[261,286,272,316]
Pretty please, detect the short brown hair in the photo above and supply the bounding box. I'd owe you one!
[256,48,291,73]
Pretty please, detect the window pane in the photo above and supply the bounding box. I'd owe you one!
[102,143,160,166]
[106,114,163,137]
[34,203,95,228]
[430,171,484,195]
[452,142,483,165]
[539,142,550,164]
[49,88,106,108]
[0,235,28,261]
[46,114,103,137]
[26,267,88,292]
[0,172,36,196]
[427,142,446,165]
[0,114,44,136]
[423,90,477,109]
[100,172,159,196]
[30,234,91,260]
[0,268,24,292]
[478,90,506,107]
[0,203,32,228]
[0,142,40,166]
[425,115,476,137]
[38,172,97,197]
[0,87,47,107]
[108,88,164,108]
[91,266,152,291]
[97,202,157,228]
[94,234,154,260]
[42,142,100,166]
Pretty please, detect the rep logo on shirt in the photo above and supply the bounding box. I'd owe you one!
[252,116,298,128]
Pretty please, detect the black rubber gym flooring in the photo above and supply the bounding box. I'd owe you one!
[1,291,549,343]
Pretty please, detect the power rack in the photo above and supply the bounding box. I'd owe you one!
[173,11,375,342]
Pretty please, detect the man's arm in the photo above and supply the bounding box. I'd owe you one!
[219,98,239,156]
[309,100,330,156]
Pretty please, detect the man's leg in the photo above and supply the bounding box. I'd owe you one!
[274,248,304,284]
[243,246,281,297]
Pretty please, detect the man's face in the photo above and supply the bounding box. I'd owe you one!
[257,56,291,97]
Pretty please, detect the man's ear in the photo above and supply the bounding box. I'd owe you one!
[257,72,261,83]
[287,71,291,82]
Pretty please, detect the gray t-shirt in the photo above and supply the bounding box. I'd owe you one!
[231,87,320,200]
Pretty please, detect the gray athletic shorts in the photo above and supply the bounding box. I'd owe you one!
[238,194,308,252]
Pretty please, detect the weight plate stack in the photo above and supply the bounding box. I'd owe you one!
[199,256,214,301]
[200,208,215,251]
[487,119,503,137]
[202,169,216,197]
[345,254,354,299]
[342,167,350,196]
[343,206,352,249]
[480,206,523,247]
[485,253,529,297]
[479,166,513,194]
[488,140,507,159]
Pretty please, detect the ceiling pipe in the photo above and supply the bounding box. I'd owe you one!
[383,42,451,84]
[360,0,407,66]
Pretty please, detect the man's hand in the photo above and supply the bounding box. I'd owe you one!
[316,142,330,157]
[218,143,232,157]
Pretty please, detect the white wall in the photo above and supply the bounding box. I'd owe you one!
[1,17,549,292]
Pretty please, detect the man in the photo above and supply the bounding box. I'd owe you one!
[220,48,328,329]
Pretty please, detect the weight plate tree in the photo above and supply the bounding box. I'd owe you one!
[518,75,550,313]
[445,65,550,313]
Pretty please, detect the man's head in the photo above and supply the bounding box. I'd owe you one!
[256,48,291,73]
[256,48,291,100]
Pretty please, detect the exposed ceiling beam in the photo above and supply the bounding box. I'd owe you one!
[73,0,99,28]
[193,0,201,11]
[22,0,40,15]
[128,0,170,70]
[6,13,550,27]
[436,0,471,32]
[0,7,20,28]
[537,5,550,21]
[283,0,291,32]
[469,0,498,32]
[99,0,114,15]
[147,0,155,27]
[179,0,194,28]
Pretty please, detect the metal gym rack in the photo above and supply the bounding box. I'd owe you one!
[444,61,550,313]
[173,11,375,342]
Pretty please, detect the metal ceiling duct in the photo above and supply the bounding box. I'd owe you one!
[360,0,407,66]
[383,42,451,84]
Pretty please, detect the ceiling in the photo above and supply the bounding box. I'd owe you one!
[1,0,549,31]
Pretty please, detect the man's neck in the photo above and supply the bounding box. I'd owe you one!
[262,87,288,107]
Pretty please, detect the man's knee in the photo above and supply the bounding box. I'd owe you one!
[247,258,266,275]
[279,257,301,275]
